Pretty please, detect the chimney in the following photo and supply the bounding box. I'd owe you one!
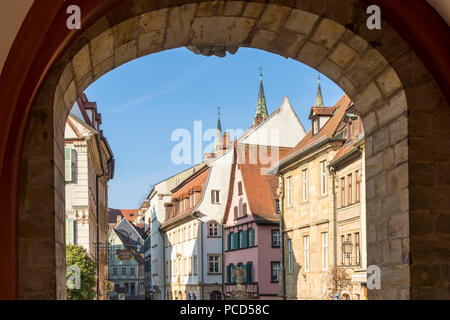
[116,215,121,224]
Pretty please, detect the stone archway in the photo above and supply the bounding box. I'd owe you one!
[8,0,450,300]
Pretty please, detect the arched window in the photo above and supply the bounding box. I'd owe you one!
[243,203,248,216]
[238,181,243,195]
[234,206,238,219]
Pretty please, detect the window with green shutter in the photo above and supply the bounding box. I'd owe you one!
[226,265,231,283]
[249,228,255,247]
[234,232,239,249]
[227,233,231,251]
[64,147,72,182]
[66,218,74,244]
[246,262,253,282]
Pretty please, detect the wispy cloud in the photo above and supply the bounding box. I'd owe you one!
[110,68,209,113]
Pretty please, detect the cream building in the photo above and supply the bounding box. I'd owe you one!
[269,81,366,300]
[65,94,115,300]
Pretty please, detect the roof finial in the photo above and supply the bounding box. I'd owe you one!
[316,73,324,107]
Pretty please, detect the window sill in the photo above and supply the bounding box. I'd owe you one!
[271,245,280,248]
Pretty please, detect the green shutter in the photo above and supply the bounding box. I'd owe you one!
[234,233,238,249]
[249,228,255,247]
[242,230,248,248]
[226,265,230,283]
[64,147,72,182]
[227,234,231,251]
[247,263,253,282]
[243,264,248,283]
[66,218,74,244]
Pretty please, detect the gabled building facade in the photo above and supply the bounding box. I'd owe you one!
[108,217,145,300]
[269,83,367,300]
[65,94,115,300]
[145,162,205,300]
[223,144,292,299]
[161,166,211,300]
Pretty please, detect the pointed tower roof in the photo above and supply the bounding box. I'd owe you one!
[214,107,223,153]
[316,74,324,107]
[255,68,268,119]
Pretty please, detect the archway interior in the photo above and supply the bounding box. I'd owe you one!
[19,1,415,300]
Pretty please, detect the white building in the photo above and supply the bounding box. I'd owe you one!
[144,163,205,300]
[64,94,114,299]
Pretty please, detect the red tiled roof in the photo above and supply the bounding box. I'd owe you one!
[163,166,210,225]
[227,144,292,223]
[120,209,139,222]
[308,106,336,119]
[331,116,364,164]
[289,95,351,155]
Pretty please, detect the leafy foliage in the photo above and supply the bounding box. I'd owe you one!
[66,244,97,300]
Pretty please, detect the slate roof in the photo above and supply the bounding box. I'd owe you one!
[113,218,145,264]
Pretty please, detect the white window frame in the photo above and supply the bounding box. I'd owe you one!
[208,255,220,274]
[288,239,293,273]
[287,176,292,207]
[322,232,328,271]
[304,236,309,272]
[320,160,327,196]
[302,169,308,202]
[211,190,220,204]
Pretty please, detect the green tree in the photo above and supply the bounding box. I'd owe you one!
[66,244,97,300]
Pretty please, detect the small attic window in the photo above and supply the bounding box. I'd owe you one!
[312,118,319,135]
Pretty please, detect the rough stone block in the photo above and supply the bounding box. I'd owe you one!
[284,9,319,35]
[297,41,327,68]
[375,67,403,97]
[114,40,137,68]
[242,2,264,18]
[72,45,92,82]
[191,17,254,46]
[251,29,276,50]
[90,29,114,67]
[310,18,345,49]
[223,1,243,16]
[138,30,165,56]
[328,42,358,68]
[140,8,169,32]
[165,4,197,49]
[354,82,383,115]
[257,4,291,33]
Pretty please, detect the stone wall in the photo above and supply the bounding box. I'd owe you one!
[18,0,449,299]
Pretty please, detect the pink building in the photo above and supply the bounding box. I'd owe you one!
[223,144,291,299]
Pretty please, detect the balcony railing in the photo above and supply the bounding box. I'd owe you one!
[225,282,259,299]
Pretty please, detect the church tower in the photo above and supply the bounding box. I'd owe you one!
[254,68,268,126]
[315,74,324,107]
[214,107,223,153]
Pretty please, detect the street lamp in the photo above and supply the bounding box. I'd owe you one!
[343,240,353,266]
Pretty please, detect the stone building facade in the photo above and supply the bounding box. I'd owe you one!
[269,90,367,300]
[64,94,114,299]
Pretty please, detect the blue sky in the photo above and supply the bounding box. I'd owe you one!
[84,47,344,209]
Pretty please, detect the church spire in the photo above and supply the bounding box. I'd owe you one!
[214,107,223,153]
[255,67,268,120]
[316,74,324,107]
